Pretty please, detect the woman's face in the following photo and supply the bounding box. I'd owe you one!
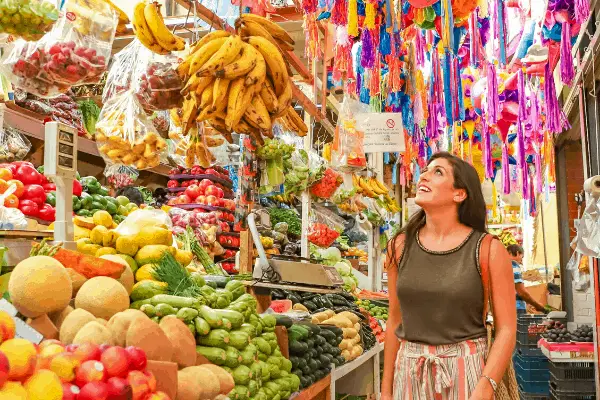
[415,157,466,208]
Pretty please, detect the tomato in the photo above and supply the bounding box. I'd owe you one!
[3,194,18,208]
[0,168,13,181]
[7,180,24,198]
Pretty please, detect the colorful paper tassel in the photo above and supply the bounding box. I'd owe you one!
[560,22,575,85]
[486,62,499,123]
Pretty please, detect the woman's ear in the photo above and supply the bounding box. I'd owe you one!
[453,188,467,203]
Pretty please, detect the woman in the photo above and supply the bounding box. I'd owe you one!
[381,152,516,400]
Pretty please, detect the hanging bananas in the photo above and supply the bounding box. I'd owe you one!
[132,1,186,54]
[351,174,401,213]
[173,14,302,143]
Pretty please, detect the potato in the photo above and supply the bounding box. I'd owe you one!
[59,309,96,345]
[126,317,173,362]
[73,321,114,346]
[159,316,196,368]
[339,311,360,324]
[106,309,148,347]
[177,367,221,400]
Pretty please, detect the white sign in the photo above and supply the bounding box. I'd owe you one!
[357,113,405,153]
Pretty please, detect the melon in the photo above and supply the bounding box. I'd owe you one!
[8,256,72,318]
[75,277,130,320]
[59,308,96,345]
[100,255,134,294]
[270,300,293,313]
[107,309,148,347]
[73,321,114,346]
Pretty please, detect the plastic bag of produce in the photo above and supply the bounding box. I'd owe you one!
[102,39,139,103]
[168,122,216,169]
[0,184,28,230]
[115,208,172,236]
[0,125,31,162]
[95,90,168,170]
[134,55,183,112]
[307,204,344,248]
[104,164,138,189]
[310,167,343,199]
[332,96,368,171]
[0,0,59,41]
[0,0,117,97]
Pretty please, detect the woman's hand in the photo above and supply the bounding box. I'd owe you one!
[467,379,495,400]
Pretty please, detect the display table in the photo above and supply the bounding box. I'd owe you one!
[538,339,595,362]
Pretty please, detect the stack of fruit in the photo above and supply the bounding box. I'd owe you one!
[311,310,364,361]
[174,14,307,142]
[167,177,236,211]
[355,299,388,321]
[0,0,58,40]
[351,174,400,213]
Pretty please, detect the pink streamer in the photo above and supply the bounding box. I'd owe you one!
[534,152,543,194]
[486,63,499,123]
[502,145,510,195]
[575,0,591,24]
[560,22,575,85]
[544,63,561,134]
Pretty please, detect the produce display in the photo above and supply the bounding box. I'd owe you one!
[355,299,388,322]
[0,126,31,163]
[541,321,594,343]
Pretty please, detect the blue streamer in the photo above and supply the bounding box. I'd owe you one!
[442,51,453,124]
[380,25,391,55]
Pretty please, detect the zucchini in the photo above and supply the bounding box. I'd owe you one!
[197,329,230,349]
[238,324,257,338]
[319,324,344,337]
[194,317,211,336]
[221,318,233,331]
[214,309,245,328]
[319,354,332,365]
[314,335,326,345]
[187,323,196,336]
[319,329,336,341]
[154,303,178,317]
[229,330,251,350]
[273,315,293,328]
[252,337,272,355]
[198,305,223,328]
[240,344,258,365]
[196,346,227,365]
[176,307,199,322]
[303,301,317,311]
[139,304,156,317]
[151,294,200,308]
[130,299,152,309]
[298,323,321,336]
[306,338,315,349]
[225,346,242,369]
[289,340,305,355]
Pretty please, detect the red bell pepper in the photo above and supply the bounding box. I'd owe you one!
[72,180,82,196]
[38,204,56,221]
[0,163,17,176]
[43,183,57,192]
[15,164,42,185]
[22,184,46,206]
[18,199,39,217]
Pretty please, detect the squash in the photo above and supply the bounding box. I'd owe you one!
[8,256,72,318]
[59,309,97,345]
[322,315,353,328]
[73,321,114,346]
[342,328,358,339]
[159,316,196,368]
[349,345,363,360]
[100,255,134,294]
[75,277,130,320]
[339,311,360,325]
[126,316,173,362]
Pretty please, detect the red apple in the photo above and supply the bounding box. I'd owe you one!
[167,198,176,206]
[101,347,130,378]
[127,371,155,400]
[0,351,9,387]
[204,185,218,197]
[197,178,212,192]
[75,360,107,386]
[176,194,191,204]
[124,347,147,371]
[195,195,206,205]
[206,195,219,206]
[99,344,112,354]
[78,382,109,400]
[106,377,133,400]
[62,383,80,400]
[205,168,218,176]
[73,343,102,362]
[215,187,224,199]
[184,184,202,199]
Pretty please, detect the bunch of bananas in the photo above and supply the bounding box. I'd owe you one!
[496,230,518,247]
[103,0,129,34]
[175,14,307,143]
[352,174,390,198]
[380,194,401,213]
[169,128,224,168]
[132,1,185,55]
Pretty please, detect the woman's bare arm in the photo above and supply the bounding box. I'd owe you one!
[381,235,404,399]
[470,239,517,399]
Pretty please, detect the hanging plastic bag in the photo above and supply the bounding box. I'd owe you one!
[332,96,368,171]
[307,204,345,248]
[134,55,183,112]
[0,125,31,162]
[95,91,168,170]
[0,0,59,41]
[102,39,139,103]
[168,123,217,169]
[104,164,139,189]
[0,0,117,98]
[310,167,343,199]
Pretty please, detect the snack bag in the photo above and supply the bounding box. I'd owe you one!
[0,0,59,41]
[95,91,167,170]
[0,125,32,162]
[1,0,117,97]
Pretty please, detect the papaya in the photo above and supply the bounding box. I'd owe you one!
[130,280,168,302]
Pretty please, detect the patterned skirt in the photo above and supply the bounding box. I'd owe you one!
[393,337,487,400]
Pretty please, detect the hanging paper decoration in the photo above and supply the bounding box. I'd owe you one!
[560,22,575,85]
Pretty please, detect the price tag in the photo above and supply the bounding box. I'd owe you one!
[357,113,405,153]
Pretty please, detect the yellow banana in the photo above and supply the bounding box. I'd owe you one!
[215,43,258,79]
[170,108,182,127]
[230,86,256,131]
[238,20,285,50]
[374,179,390,194]
[225,78,246,131]
[274,79,292,116]
[187,37,228,76]
[181,94,200,135]
[103,0,129,25]
[240,14,295,45]
[212,78,231,112]
[197,35,244,77]
[245,95,272,131]
[132,3,168,55]
[274,37,294,52]
[191,30,231,54]
[182,75,212,96]
[244,47,266,87]
[259,81,279,113]
[368,178,386,195]
[285,106,308,135]
[246,36,289,96]
[359,177,377,198]
[143,2,185,52]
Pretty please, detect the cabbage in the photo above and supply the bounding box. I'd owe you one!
[334,261,352,276]
[342,276,357,292]
[321,247,342,262]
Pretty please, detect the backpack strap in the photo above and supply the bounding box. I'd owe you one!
[479,234,494,326]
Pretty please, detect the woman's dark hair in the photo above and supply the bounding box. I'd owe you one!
[506,244,524,256]
[389,152,487,266]
[116,186,144,206]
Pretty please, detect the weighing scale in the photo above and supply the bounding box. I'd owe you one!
[43,122,78,250]
[248,213,344,289]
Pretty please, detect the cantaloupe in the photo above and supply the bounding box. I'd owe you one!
[177,367,221,400]
[73,321,114,346]
[75,277,129,320]
[59,309,96,345]
[107,309,148,347]
[198,364,235,394]
[100,255,134,294]
[66,268,87,296]
[159,316,196,368]
[49,306,73,330]
[8,256,72,318]
[126,317,173,362]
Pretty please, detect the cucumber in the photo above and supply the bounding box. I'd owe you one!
[130,299,152,309]
[214,309,244,328]
[140,304,156,317]
[176,307,199,322]
[197,329,230,349]
[151,294,200,308]
[154,303,178,317]
[204,275,231,288]
[194,317,211,336]
[289,340,305,355]
[196,346,227,365]
[198,305,223,328]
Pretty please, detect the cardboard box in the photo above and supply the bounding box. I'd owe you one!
[146,360,178,399]
[547,294,562,310]
[26,314,57,340]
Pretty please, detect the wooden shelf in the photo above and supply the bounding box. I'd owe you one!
[240,280,342,294]
[331,343,384,381]
[291,376,331,400]
[0,230,53,238]
[4,104,171,177]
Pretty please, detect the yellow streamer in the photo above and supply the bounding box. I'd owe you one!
[348,0,358,37]
[365,1,376,29]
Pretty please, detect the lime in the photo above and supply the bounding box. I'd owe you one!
[117,205,128,216]
[125,203,138,212]
[116,196,130,206]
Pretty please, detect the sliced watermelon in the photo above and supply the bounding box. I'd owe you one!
[270,300,293,313]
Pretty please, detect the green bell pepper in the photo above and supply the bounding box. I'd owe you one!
[72,195,81,211]
[81,176,101,194]
[91,201,105,211]
[76,209,92,217]
[45,192,56,207]
[105,202,118,215]
[98,187,109,196]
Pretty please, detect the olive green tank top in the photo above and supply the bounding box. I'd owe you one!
[395,230,487,345]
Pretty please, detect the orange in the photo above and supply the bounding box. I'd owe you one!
[7,180,24,198]
[4,195,18,208]
[0,179,7,194]
[0,168,13,181]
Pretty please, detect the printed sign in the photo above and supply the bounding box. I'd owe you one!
[357,113,405,153]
